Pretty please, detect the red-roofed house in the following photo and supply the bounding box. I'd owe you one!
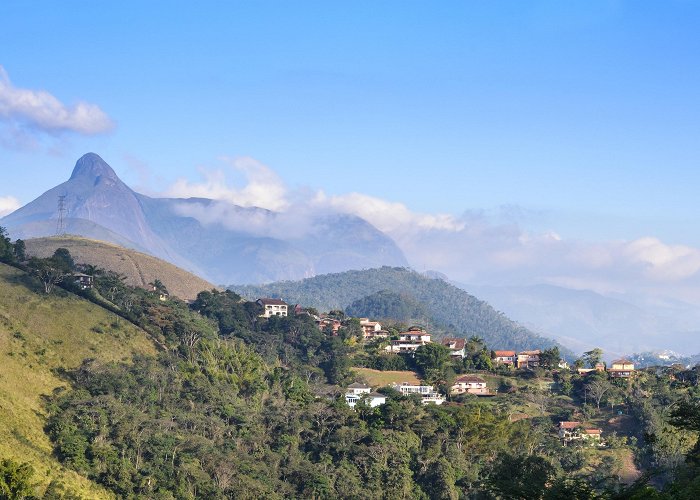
[493,350,516,366]
[558,421,603,444]
[609,359,635,378]
[441,338,466,358]
[359,318,383,338]
[385,327,432,353]
[318,317,342,335]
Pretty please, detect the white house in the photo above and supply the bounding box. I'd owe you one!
[558,421,603,445]
[441,338,466,358]
[451,375,489,395]
[385,327,432,353]
[345,384,386,408]
[346,382,371,395]
[390,382,446,405]
[359,318,383,338]
[257,298,289,318]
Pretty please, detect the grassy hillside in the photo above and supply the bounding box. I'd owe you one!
[233,266,563,352]
[352,367,422,386]
[25,236,216,301]
[0,262,157,497]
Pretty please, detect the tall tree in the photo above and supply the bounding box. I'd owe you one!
[415,343,451,383]
[27,257,69,294]
[583,348,603,368]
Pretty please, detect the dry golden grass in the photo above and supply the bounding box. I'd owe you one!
[25,236,217,301]
[0,262,157,498]
[352,367,422,386]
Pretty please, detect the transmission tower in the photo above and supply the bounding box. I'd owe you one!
[56,195,67,236]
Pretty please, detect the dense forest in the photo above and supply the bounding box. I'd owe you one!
[1,235,700,499]
[233,266,561,353]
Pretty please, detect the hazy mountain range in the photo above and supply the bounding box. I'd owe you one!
[233,266,565,354]
[4,152,700,356]
[1,153,408,284]
[459,283,700,358]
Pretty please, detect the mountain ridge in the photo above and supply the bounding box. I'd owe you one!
[2,153,409,284]
[232,266,567,353]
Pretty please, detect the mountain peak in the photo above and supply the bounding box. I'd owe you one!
[69,153,118,182]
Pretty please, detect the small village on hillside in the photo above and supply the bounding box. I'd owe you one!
[255,297,647,448]
[1,239,700,498]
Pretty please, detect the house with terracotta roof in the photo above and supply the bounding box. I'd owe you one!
[493,350,516,366]
[441,338,466,358]
[558,421,603,445]
[609,359,635,378]
[359,318,383,338]
[385,327,432,353]
[257,298,288,318]
[318,317,342,335]
[451,375,489,395]
[577,362,606,376]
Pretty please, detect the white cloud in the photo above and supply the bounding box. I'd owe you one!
[166,156,289,211]
[0,66,113,135]
[161,156,700,304]
[313,191,465,234]
[0,196,21,217]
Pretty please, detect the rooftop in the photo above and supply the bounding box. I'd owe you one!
[611,359,634,365]
[559,421,581,429]
[442,338,466,349]
[257,298,288,306]
[347,382,371,389]
[455,375,486,384]
[494,350,516,356]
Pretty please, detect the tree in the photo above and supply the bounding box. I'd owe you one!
[586,375,613,410]
[0,226,14,263]
[27,257,68,294]
[0,458,36,499]
[12,239,25,262]
[414,343,451,383]
[51,248,75,272]
[539,347,560,370]
[486,454,555,499]
[583,348,603,369]
[150,279,168,295]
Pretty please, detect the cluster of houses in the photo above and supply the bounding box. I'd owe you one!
[577,359,636,378]
[255,299,637,382]
[344,381,448,408]
[344,375,493,409]
[255,298,615,447]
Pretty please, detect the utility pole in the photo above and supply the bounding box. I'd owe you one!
[56,195,67,236]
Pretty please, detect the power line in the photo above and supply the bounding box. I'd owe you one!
[56,195,67,236]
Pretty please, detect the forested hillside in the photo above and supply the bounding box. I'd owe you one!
[0,261,156,498]
[2,232,700,498]
[345,289,431,322]
[234,267,560,352]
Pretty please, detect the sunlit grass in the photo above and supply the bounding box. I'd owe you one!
[0,263,156,498]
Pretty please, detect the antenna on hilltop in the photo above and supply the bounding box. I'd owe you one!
[56,195,67,236]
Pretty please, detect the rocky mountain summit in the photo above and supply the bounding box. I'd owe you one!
[2,153,408,284]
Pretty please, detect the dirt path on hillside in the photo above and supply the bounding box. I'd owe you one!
[617,449,642,484]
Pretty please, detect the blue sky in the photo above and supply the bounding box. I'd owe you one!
[2,1,700,301]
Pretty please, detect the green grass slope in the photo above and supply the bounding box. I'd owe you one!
[25,236,217,301]
[233,266,563,352]
[0,262,157,498]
